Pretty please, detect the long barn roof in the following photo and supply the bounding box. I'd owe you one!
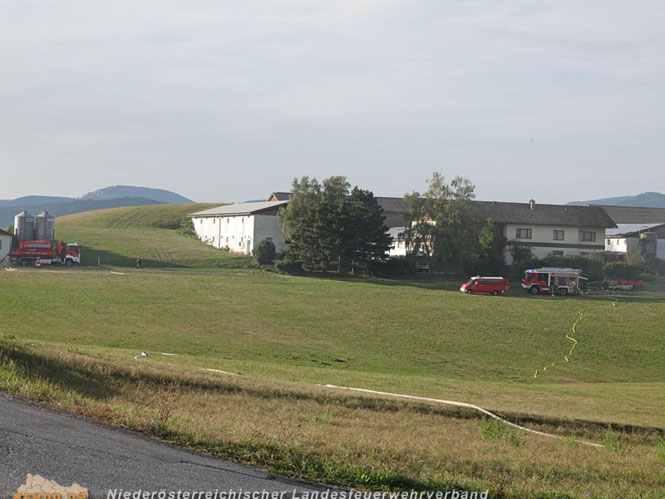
[190,200,289,217]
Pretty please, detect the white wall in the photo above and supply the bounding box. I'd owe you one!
[0,234,12,264]
[606,236,665,260]
[503,224,606,264]
[192,214,286,255]
[388,238,408,257]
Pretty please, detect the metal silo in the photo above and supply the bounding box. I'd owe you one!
[639,231,657,258]
[14,211,35,243]
[35,211,47,240]
[44,214,55,241]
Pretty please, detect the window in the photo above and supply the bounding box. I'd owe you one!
[581,231,596,242]
[553,230,565,241]
[516,228,532,239]
[580,251,590,257]
[551,250,564,256]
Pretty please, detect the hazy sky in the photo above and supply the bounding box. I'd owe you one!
[2,1,664,203]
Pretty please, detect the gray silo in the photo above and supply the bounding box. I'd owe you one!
[639,231,657,258]
[35,211,55,240]
[44,214,55,241]
[14,211,35,243]
[35,211,47,240]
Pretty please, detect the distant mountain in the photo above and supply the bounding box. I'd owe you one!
[81,186,192,204]
[568,192,665,208]
[0,185,194,228]
[0,195,73,208]
[0,198,168,228]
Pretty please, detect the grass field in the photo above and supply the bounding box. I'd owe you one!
[1,269,664,496]
[55,204,256,268]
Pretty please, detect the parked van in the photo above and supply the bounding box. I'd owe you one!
[460,276,511,295]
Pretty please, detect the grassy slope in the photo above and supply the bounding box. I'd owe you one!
[2,271,665,495]
[1,271,664,428]
[56,203,255,268]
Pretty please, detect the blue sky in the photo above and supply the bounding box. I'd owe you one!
[1,1,664,203]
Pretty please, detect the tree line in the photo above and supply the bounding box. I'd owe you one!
[267,172,504,275]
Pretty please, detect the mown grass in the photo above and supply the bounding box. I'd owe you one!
[55,203,255,268]
[1,270,665,496]
[1,342,664,498]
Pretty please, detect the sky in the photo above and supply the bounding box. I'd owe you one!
[1,0,664,204]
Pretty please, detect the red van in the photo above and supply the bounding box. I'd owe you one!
[460,276,511,295]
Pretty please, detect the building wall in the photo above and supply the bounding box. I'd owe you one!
[503,224,606,264]
[192,215,254,253]
[0,234,12,264]
[252,215,287,253]
[606,236,665,260]
[388,238,408,257]
[192,214,286,255]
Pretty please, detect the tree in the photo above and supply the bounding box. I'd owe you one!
[253,239,276,264]
[277,176,391,274]
[277,176,322,243]
[403,173,482,272]
[475,218,505,274]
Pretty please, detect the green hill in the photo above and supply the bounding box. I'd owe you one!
[56,203,256,268]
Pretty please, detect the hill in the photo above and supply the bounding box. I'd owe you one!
[56,203,255,268]
[569,191,665,208]
[0,197,165,228]
[81,185,192,203]
[0,185,193,227]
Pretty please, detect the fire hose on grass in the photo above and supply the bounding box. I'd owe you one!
[132,352,604,449]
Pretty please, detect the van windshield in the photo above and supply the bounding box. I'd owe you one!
[464,279,475,285]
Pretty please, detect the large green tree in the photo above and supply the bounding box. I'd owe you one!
[278,176,391,273]
[404,172,483,272]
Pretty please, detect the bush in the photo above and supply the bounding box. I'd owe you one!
[643,256,665,275]
[253,239,276,264]
[603,262,640,280]
[540,254,604,281]
[177,217,197,237]
[368,256,415,276]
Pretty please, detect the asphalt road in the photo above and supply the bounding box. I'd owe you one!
[0,392,328,498]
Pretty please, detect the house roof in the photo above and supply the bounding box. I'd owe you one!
[606,223,665,237]
[475,201,617,228]
[190,200,289,217]
[0,229,13,237]
[376,197,408,213]
[267,192,292,201]
[592,205,665,225]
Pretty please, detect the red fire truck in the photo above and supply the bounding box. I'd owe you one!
[522,267,586,296]
[9,240,81,267]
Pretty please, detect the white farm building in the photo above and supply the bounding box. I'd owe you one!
[0,228,13,265]
[189,201,289,255]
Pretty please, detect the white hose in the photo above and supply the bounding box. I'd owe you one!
[321,384,604,448]
[132,352,603,448]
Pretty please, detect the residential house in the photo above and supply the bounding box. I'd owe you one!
[189,201,289,255]
[476,199,617,264]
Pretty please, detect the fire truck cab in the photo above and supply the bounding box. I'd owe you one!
[522,267,585,296]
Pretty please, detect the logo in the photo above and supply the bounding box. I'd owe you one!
[14,473,88,499]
